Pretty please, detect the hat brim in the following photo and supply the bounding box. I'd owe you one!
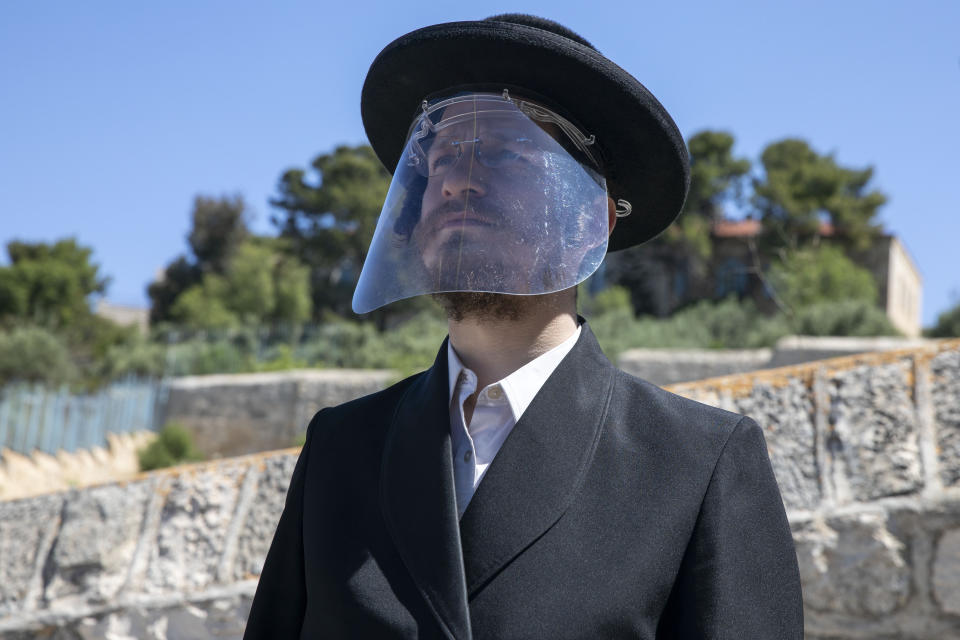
[361,20,689,251]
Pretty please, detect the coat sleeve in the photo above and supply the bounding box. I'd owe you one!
[243,410,323,639]
[658,416,804,639]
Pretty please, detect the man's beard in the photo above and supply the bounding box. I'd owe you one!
[431,292,529,322]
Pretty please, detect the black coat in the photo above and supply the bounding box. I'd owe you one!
[244,324,803,639]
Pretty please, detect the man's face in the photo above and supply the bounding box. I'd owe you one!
[351,93,611,315]
[411,101,572,294]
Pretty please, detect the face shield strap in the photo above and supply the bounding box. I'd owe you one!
[503,89,600,169]
[406,90,601,175]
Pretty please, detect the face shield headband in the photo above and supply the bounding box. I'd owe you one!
[351,90,609,314]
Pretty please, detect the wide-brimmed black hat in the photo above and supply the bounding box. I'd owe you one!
[361,14,689,251]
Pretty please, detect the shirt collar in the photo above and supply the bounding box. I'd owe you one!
[446,324,582,421]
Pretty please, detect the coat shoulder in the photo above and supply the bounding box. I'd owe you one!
[615,369,746,432]
[607,368,758,469]
[303,370,425,441]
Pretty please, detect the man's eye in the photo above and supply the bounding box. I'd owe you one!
[481,149,527,168]
[430,153,457,172]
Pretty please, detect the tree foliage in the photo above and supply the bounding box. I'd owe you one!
[147,255,202,326]
[753,139,886,253]
[149,196,312,329]
[148,195,248,324]
[270,144,391,317]
[0,238,110,328]
[657,130,751,260]
[167,238,312,330]
[188,195,250,274]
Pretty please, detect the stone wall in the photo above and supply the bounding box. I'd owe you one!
[159,338,931,457]
[1,339,960,639]
[159,369,394,458]
[618,334,933,385]
[0,452,293,639]
[668,339,960,638]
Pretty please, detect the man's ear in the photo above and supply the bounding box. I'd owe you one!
[607,196,617,236]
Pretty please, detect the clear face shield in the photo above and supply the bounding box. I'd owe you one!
[352,91,609,314]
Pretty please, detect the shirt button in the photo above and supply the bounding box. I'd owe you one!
[464,450,473,462]
[487,386,503,400]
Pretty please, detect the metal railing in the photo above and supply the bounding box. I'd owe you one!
[0,377,164,455]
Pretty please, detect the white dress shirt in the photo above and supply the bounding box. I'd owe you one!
[447,325,582,518]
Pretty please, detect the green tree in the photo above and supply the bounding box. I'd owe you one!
[604,131,750,315]
[0,238,110,328]
[0,238,142,387]
[753,139,886,253]
[148,195,249,324]
[149,196,313,328]
[270,144,391,317]
[168,238,312,330]
[224,242,276,321]
[170,274,239,330]
[664,130,752,260]
[147,255,202,325]
[272,250,313,324]
[188,195,250,274]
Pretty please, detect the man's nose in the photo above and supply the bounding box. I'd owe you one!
[441,147,487,199]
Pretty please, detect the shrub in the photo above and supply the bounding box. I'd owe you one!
[579,284,633,317]
[257,344,308,372]
[589,296,790,358]
[768,245,877,309]
[138,422,205,471]
[381,311,449,376]
[100,334,168,379]
[163,338,253,376]
[792,300,899,337]
[0,325,77,386]
[927,300,960,338]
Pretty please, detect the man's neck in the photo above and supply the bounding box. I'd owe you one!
[447,292,578,391]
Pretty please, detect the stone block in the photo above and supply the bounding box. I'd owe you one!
[828,360,922,501]
[11,593,255,640]
[732,379,820,510]
[144,462,246,593]
[934,527,960,615]
[43,481,154,605]
[232,453,298,581]
[793,510,910,616]
[0,493,64,615]
[160,370,392,458]
[617,348,772,386]
[163,378,300,458]
[933,350,960,486]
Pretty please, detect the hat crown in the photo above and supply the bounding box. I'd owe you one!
[361,17,691,251]
[483,14,597,51]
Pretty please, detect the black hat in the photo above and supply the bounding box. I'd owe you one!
[361,14,689,251]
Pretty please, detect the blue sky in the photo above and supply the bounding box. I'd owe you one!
[1,1,958,326]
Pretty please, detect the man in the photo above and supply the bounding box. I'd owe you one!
[245,14,803,639]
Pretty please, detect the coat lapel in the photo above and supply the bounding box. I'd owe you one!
[380,340,473,640]
[458,322,617,597]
